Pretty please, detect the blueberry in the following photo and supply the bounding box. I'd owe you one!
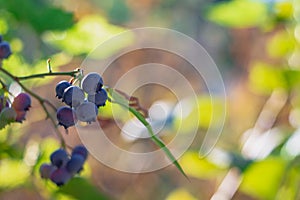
[56,106,77,129]
[50,149,69,168]
[0,41,12,59]
[75,102,98,123]
[66,154,85,174]
[87,88,108,107]
[55,81,71,99]
[62,86,85,108]
[50,167,72,186]
[0,96,9,113]
[81,73,104,95]
[72,145,88,161]
[39,163,56,179]
[15,110,26,123]
[12,93,31,111]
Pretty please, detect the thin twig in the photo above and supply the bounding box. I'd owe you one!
[0,66,81,148]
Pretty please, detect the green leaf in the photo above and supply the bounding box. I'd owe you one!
[240,157,287,200]
[267,30,295,58]
[43,15,128,57]
[107,88,189,179]
[207,0,268,28]
[108,0,131,25]
[0,0,74,33]
[248,62,288,94]
[57,177,109,200]
[0,159,30,189]
[179,151,224,179]
[0,108,17,130]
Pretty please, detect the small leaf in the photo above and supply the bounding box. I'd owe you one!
[57,177,109,200]
[207,0,268,28]
[240,157,287,200]
[0,107,17,130]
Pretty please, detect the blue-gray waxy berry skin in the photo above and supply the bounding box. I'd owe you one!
[88,88,108,107]
[66,154,85,174]
[55,81,71,99]
[50,167,72,186]
[62,86,85,108]
[40,163,56,179]
[72,145,88,161]
[56,106,77,129]
[50,149,69,168]
[75,102,98,123]
[0,41,12,59]
[81,72,104,95]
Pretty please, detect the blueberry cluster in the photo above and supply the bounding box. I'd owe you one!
[39,145,88,186]
[55,72,108,129]
[0,35,12,59]
[0,93,31,123]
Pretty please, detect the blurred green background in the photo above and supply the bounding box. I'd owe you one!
[0,0,300,199]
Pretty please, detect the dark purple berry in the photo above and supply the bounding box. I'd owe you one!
[56,106,77,129]
[50,167,72,186]
[50,149,69,168]
[0,41,12,59]
[39,163,56,179]
[72,145,88,161]
[0,35,2,43]
[0,96,9,113]
[87,88,108,107]
[62,86,85,108]
[12,93,31,111]
[81,73,104,95]
[15,110,26,123]
[66,154,85,174]
[55,81,71,99]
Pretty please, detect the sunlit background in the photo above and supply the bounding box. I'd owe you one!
[0,0,300,199]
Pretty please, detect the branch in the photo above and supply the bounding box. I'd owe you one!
[17,69,81,81]
[0,66,76,148]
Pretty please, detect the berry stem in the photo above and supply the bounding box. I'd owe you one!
[47,59,52,73]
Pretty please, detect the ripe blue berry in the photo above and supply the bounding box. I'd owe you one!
[50,149,69,168]
[72,145,88,161]
[39,163,56,179]
[66,154,85,174]
[12,93,31,111]
[50,167,72,186]
[0,41,12,59]
[75,102,98,123]
[81,73,104,95]
[55,81,71,99]
[62,86,85,108]
[0,96,9,113]
[56,106,77,129]
[87,88,108,107]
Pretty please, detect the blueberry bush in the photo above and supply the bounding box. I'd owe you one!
[1,0,300,200]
